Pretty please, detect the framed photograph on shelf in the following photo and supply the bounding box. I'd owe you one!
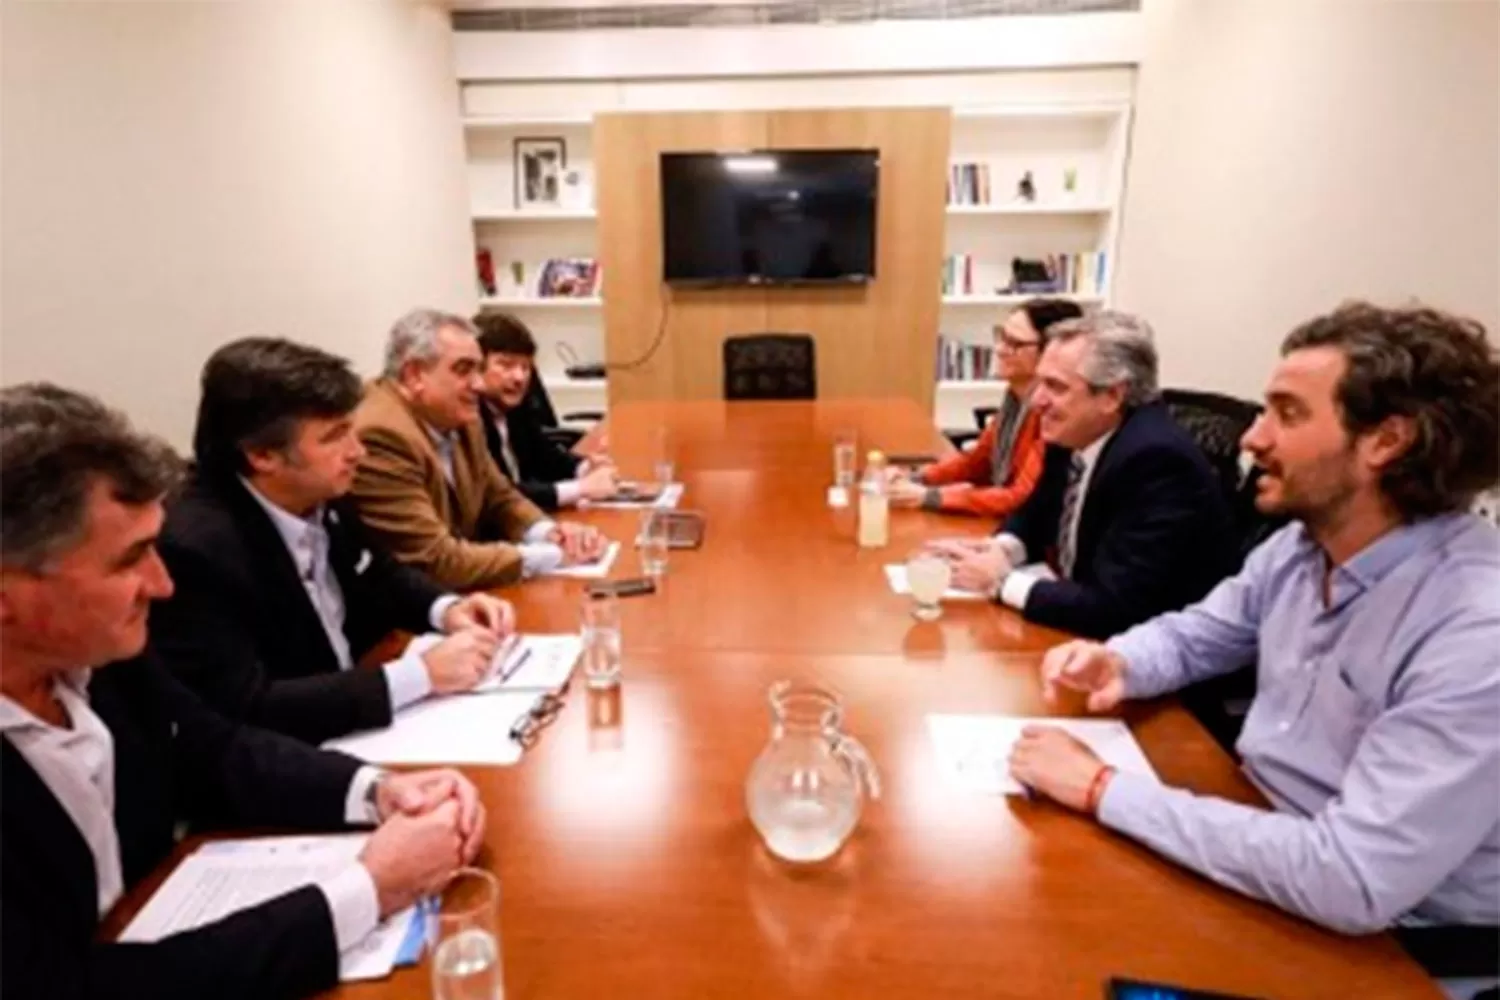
[514,137,567,210]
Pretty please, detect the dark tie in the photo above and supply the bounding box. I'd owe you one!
[1056,453,1087,579]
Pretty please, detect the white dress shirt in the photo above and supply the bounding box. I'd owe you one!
[994,427,1115,610]
[242,480,457,711]
[421,424,564,576]
[0,673,386,952]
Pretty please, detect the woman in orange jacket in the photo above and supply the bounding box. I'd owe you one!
[891,298,1084,518]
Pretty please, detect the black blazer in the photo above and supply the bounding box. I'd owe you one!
[1002,401,1236,639]
[152,472,448,744]
[1,653,364,1000]
[480,398,581,512]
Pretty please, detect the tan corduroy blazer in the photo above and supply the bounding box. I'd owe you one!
[349,379,546,591]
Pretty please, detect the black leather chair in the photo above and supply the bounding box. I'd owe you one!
[943,405,999,451]
[524,373,602,451]
[1162,389,1283,755]
[1161,388,1261,505]
[723,334,816,401]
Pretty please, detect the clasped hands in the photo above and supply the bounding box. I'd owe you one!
[358,768,486,917]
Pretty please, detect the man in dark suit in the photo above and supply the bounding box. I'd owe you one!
[152,338,517,744]
[474,311,616,511]
[0,383,484,1000]
[937,311,1235,638]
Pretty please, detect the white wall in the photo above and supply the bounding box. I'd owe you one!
[1,0,475,449]
[1115,0,1500,399]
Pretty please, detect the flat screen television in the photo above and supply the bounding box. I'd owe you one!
[660,149,879,286]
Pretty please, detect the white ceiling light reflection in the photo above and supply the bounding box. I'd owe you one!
[722,155,777,174]
[527,683,680,841]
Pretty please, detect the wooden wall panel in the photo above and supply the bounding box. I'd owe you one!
[596,107,949,406]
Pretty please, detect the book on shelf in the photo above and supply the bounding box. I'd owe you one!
[538,258,602,298]
[940,254,977,296]
[1006,252,1108,298]
[946,162,992,206]
[935,335,996,383]
[492,258,604,301]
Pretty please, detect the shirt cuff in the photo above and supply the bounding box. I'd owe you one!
[522,519,557,545]
[381,652,433,712]
[998,568,1040,610]
[518,542,564,578]
[316,863,382,951]
[555,480,582,507]
[428,595,460,632]
[993,532,1027,567]
[344,765,385,825]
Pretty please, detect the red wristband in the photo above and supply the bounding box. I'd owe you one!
[1085,765,1117,815]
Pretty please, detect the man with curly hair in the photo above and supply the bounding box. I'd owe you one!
[1008,304,1499,979]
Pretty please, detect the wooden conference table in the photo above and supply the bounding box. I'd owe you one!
[113,400,1438,999]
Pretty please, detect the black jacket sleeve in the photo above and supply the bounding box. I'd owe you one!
[152,540,394,744]
[158,660,366,828]
[1021,447,1218,639]
[516,477,562,512]
[1,661,363,1000]
[3,880,339,1000]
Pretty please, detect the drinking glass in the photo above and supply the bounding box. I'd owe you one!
[580,591,622,690]
[429,868,503,1000]
[640,510,670,577]
[905,552,952,622]
[653,427,675,487]
[832,430,857,489]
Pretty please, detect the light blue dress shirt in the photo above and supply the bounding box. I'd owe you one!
[241,481,457,711]
[1100,514,1500,934]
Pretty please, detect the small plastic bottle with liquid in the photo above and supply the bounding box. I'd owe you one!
[857,450,889,548]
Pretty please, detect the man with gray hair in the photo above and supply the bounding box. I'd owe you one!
[350,308,606,590]
[932,310,1235,638]
[0,383,484,1000]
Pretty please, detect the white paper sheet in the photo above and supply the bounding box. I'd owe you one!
[542,541,620,579]
[323,690,542,765]
[474,633,581,694]
[119,834,415,982]
[926,714,1160,796]
[883,564,990,602]
[585,483,684,510]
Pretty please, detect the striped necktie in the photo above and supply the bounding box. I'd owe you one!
[1056,453,1087,578]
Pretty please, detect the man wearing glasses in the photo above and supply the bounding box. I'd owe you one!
[888,298,1083,518]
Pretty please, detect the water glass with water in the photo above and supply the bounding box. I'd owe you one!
[832,430,857,489]
[581,591,622,690]
[905,552,952,622]
[653,427,675,487]
[429,868,503,1000]
[640,510,670,577]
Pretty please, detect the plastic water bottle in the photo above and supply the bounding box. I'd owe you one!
[857,450,889,548]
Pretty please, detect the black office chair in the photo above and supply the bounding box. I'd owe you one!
[1160,388,1262,506]
[943,405,999,451]
[523,373,602,451]
[723,334,816,401]
[1395,924,1500,991]
[1162,389,1283,755]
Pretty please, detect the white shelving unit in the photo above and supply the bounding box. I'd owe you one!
[478,296,603,310]
[465,116,607,419]
[942,293,1104,307]
[935,101,1132,430]
[945,202,1112,217]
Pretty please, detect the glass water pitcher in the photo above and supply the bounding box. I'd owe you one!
[745,681,881,863]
